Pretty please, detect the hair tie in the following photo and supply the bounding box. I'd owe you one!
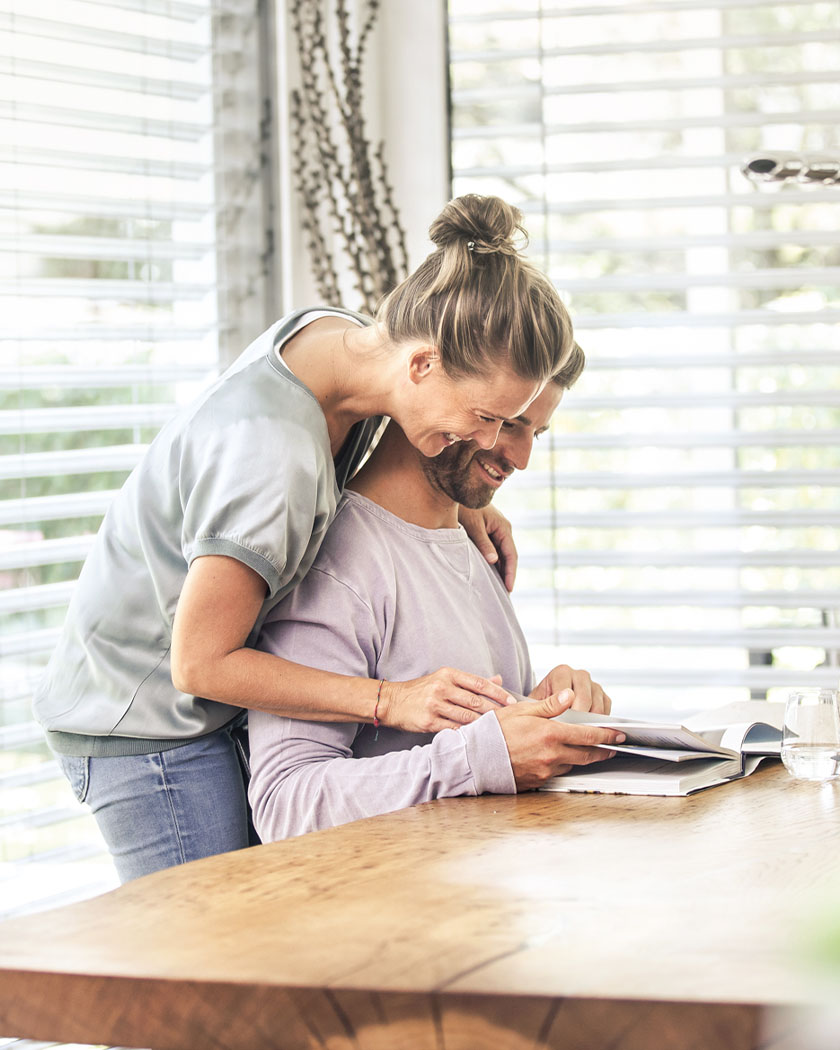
[466,240,475,252]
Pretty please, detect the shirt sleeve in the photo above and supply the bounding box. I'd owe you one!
[179,407,332,598]
[248,709,515,841]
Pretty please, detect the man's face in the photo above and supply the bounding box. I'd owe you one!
[419,382,564,508]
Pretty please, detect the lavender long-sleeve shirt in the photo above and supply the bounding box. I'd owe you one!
[248,491,532,840]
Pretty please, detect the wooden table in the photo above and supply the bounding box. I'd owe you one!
[0,764,838,1050]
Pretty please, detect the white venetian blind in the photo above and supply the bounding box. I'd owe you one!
[448,0,840,715]
[0,0,271,914]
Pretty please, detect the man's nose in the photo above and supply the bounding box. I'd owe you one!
[498,433,534,471]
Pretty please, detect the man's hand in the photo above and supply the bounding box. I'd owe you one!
[458,504,517,591]
[496,690,625,791]
[531,665,612,715]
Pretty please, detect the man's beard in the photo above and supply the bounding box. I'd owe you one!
[420,443,510,509]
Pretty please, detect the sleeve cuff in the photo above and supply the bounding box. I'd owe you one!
[186,536,283,596]
[461,711,516,795]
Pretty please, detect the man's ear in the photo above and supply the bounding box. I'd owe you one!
[407,346,440,385]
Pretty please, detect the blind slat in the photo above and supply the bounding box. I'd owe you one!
[0,365,214,389]
[456,157,836,182]
[0,12,208,60]
[570,350,840,369]
[74,0,213,19]
[450,0,823,22]
[0,325,217,341]
[546,431,840,449]
[0,629,63,660]
[456,109,840,139]
[539,669,840,689]
[0,445,146,481]
[514,191,840,213]
[555,392,840,410]
[450,29,839,63]
[527,628,840,648]
[0,492,114,526]
[572,308,840,330]
[3,278,215,302]
[2,234,213,261]
[0,55,207,99]
[0,581,77,615]
[520,550,840,568]
[452,68,840,101]
[1,146,211,179]
[553,267,840,293]
[515,589,840,608]
[0,760,60,791]
[0,723,48,749]
[510,510,840,528]
[0,539,94,573]
[517,468,840,488]
[1,101,210,142]
[0,190,212,221]
[0,405,177,435]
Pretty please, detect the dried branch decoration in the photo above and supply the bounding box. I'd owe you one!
[290,0,410,314]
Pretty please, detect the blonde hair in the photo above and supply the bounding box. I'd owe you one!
[376,194,574,383]
[552,342,585,389]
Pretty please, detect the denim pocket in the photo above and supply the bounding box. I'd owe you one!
[58,754,90,804]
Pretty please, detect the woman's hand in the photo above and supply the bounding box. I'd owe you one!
[378,671,515,733]
[530,664,612,715]
[458,503,518,591]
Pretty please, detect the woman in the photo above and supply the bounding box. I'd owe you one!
[35,193,576,880]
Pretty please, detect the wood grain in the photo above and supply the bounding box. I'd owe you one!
[0,764,837,1050]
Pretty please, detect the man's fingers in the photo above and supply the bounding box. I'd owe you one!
[555,724,625,748]
[568,747,617,766]
[529,689,574,718]
[569,669,594,710]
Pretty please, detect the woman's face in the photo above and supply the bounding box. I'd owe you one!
[400,351,544,458]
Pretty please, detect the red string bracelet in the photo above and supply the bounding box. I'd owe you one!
[373,679,385,739]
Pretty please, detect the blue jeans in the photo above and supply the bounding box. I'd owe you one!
[58,718,256,883]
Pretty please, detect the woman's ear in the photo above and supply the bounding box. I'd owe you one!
[407,346,440,385]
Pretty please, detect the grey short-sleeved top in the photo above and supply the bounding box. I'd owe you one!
[34,307,380,756]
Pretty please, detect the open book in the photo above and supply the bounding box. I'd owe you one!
[542,700,785,797]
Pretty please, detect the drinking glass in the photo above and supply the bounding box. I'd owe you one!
[781,688,840,782]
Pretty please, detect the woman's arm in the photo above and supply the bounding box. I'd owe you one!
[170,555,515,731]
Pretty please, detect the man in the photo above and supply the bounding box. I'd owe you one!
[248,350,624,840]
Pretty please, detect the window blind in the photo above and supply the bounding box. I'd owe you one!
[448,0,840,716]
[0,0,271,916]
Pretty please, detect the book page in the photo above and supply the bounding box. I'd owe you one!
[555,709,735,757]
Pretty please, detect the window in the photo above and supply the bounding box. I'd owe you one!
[0,0,273,915]
[448,1,840,716]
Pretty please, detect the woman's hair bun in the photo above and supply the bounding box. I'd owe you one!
[377,192,574,385]
[428,193,526,256]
